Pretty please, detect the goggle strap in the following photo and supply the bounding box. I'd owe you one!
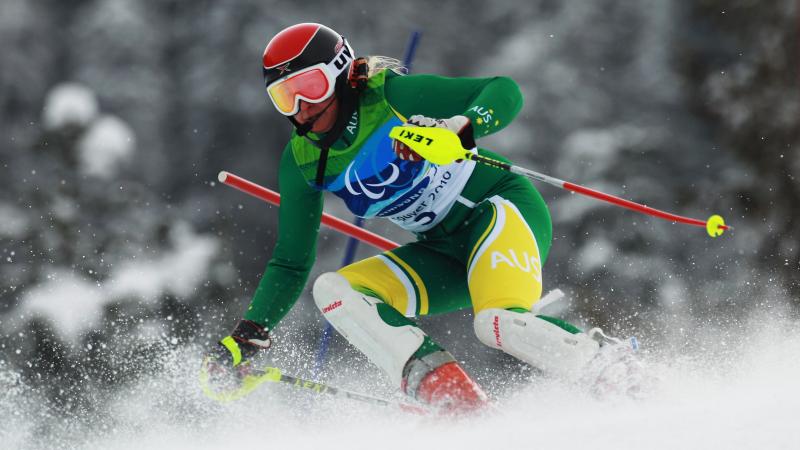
[348,58,369,91]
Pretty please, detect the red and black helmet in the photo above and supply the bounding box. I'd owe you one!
[262,23,355,116]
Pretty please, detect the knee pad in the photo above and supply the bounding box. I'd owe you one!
[313,272,425,387]
[474,308,600,380]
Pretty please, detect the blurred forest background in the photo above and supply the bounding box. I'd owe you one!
[0,0,798,434]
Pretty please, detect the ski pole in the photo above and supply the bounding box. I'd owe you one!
[390,126,731,237]
[217,171,399,251]
[253,367,426,413]
[201,364,427,414]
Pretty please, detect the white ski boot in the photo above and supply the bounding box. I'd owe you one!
[581,327,647,399]
[474,309,648,398]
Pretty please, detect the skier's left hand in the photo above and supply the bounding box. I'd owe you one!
[207,319,271,366]
[200,320,272,401]
[392,115,476,162]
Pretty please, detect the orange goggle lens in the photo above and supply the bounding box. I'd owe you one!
[267,68,332,116]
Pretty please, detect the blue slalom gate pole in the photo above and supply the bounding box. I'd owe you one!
[313,31,422,377]
[402,31,422,74]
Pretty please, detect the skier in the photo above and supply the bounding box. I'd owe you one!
[203,22,638,412]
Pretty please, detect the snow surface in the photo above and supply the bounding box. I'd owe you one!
[77,115,136,179]
[1,313,798,449]
[42,83,99,130]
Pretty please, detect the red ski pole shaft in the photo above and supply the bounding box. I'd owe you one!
[562,182,715,229]
[493,158,731,236]
[217,171,399,252]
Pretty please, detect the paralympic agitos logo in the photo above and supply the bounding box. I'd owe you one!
[344,161,402,200]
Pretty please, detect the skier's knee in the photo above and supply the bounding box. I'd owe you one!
[312,271,425,387]
[312,272,349,312]
[335,259,410,316]
[473,308,507,350]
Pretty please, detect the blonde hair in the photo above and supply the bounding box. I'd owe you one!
[365,55,408,77]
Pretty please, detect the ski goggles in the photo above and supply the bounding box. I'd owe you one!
[266,43,353,116]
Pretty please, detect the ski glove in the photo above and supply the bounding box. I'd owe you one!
[392,115,477,162]
[209,319,271,368]
[200,320,272,401]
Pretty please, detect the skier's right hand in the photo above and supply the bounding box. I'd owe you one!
[200,320,272,398]
[392,115,476,162]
